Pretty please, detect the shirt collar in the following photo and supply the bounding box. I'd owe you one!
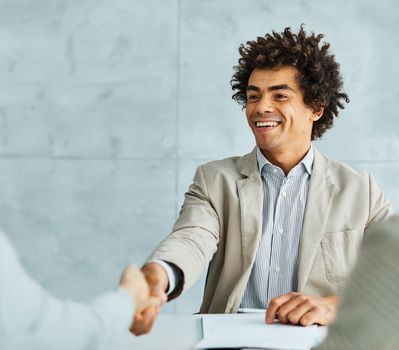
[256,145,314,176]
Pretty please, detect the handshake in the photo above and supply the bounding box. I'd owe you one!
[119,262,169,336]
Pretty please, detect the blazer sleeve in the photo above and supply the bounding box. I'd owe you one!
[366,173,394,231]
[147,165,220,298]
[0,232,135,350]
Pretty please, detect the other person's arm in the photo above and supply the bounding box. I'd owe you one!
[315,216,399,350]
[0,232,161,350]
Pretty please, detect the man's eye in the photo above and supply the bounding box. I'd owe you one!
[274,94,288,100]
[247,95,259,101]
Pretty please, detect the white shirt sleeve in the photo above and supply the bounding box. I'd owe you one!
[0,232,135,350]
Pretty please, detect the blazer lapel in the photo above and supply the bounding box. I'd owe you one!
[297,149,336,290]
[225,148,263,312]
[236,148,263,269]
[237,178,263,270]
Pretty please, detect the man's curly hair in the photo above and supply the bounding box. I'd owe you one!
[231,25,349,140]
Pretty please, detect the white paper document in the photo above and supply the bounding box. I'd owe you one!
[195,313,327,350]
[237,308,267,314]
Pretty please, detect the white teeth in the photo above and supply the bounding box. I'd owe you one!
[256,121,280,127]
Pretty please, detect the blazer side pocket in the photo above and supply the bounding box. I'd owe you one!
[321,229,362,284]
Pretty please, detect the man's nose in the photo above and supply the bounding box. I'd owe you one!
[255,96,274,114]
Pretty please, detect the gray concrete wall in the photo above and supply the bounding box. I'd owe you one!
[0,0,397,314]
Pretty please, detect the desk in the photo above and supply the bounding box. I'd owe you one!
[122,315,201,350]
[114,314,325,350]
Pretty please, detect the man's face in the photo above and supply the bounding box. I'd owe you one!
[245,66,320,155]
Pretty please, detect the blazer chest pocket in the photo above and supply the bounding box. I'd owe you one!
[321,229,362,284]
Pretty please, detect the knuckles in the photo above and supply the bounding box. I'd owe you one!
[299,315,313,326]
[269,297,281,307]
[287,314,300,324]
[296,295,308,303]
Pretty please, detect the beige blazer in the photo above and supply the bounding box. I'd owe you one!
[148,147,393,313]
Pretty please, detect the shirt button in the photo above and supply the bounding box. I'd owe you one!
[275,266,280,272]
[273,169,277,173]
[282,191,287,197]
[278,228,284,234]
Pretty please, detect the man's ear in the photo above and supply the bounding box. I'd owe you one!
[311,106,324,121]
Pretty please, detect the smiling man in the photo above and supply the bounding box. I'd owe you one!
[132,26,393,334]
[245,66,321,175]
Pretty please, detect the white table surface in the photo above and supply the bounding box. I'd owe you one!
[115,314,201,350]
[114,314,325,350]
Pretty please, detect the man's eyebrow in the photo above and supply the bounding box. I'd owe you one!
[246,85,260,92]
[246,84,295,93]
[268,84,295,92]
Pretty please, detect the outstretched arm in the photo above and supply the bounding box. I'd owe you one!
[0,232,161,350]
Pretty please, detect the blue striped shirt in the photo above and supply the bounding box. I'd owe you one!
[240,146,314,308]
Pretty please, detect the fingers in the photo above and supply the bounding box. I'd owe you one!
[299,296,338,326]
[120,265,148,292]
[292,296,338,326]
[130,307,160,336]
[266,292,298,324]
[298,308,320,326]
[120,265,152,313]
[277,294,313,324]
[266,293,338,326]
[120,263,171,335]
[119,264,168,315]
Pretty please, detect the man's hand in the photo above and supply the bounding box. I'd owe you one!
[119,265,163,313]
[141,262,169,297]
[130,263,169,336]
[265,292,339,326]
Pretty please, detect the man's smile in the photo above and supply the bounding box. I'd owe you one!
[254,120,282,130]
